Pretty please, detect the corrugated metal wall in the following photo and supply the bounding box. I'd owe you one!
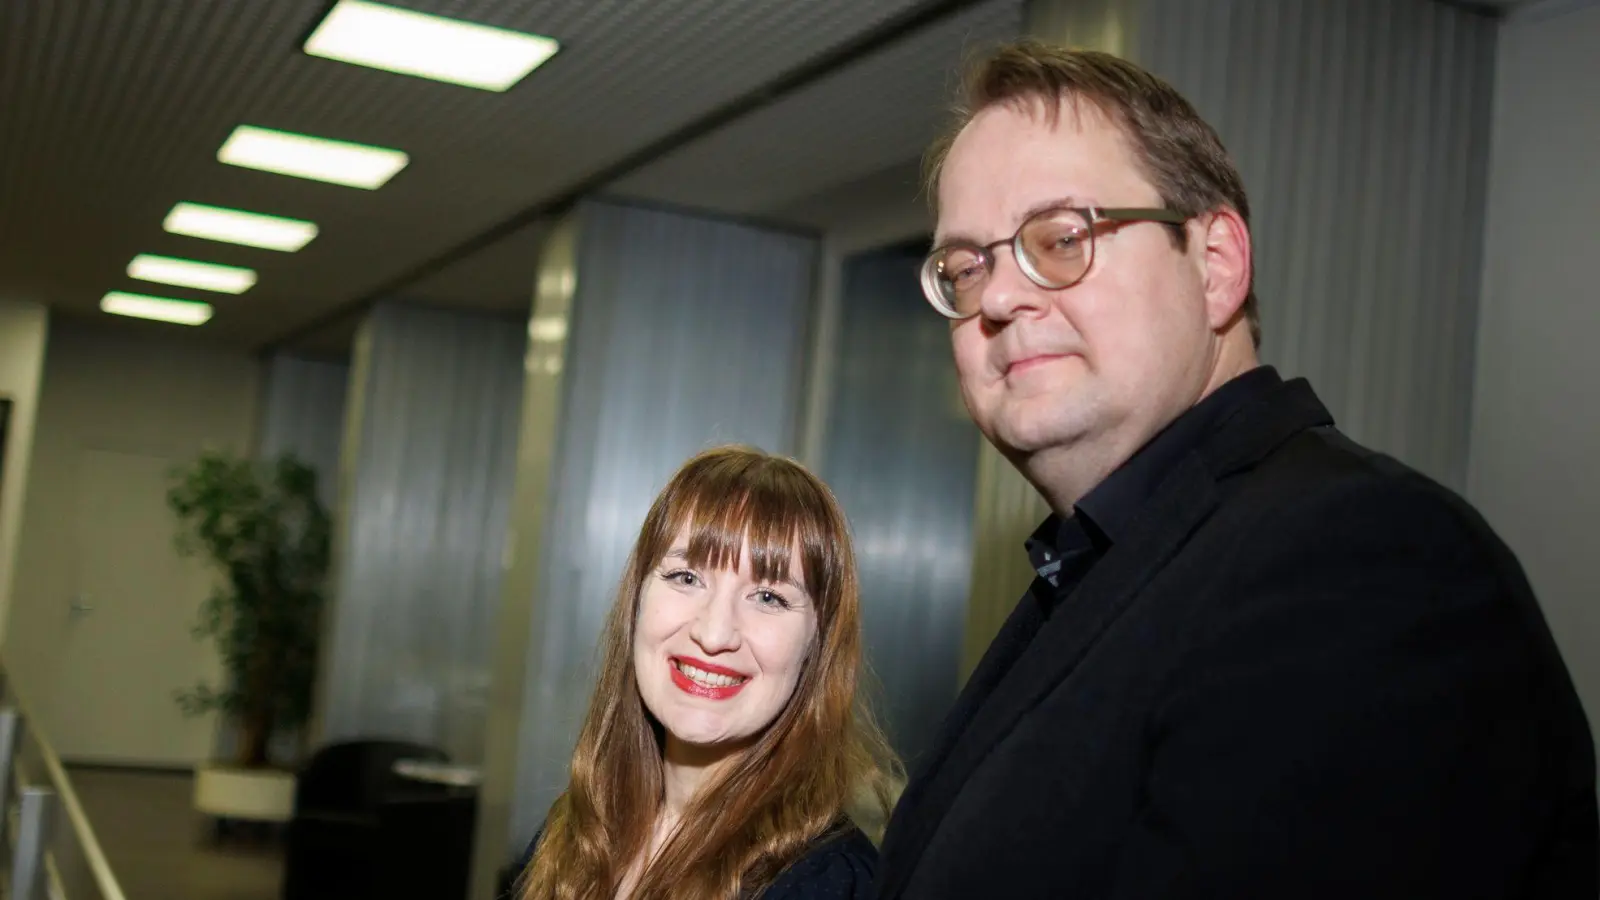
[317,302,526,764]
[819,244,979,765]
[256,353,348,511]
[507,199,820,847]
[1137,0,1495,488]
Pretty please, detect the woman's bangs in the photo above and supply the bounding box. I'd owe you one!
[669,487,829,598]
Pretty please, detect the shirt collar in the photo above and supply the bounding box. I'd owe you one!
[1025,514,1085,586]
[1026,366,1282,578]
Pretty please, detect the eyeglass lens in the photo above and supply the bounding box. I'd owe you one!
[927,208,1094,317]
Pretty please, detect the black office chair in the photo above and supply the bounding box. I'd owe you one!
[280,738,450,900]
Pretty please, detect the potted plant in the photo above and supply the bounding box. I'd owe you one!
[167,449,331,828]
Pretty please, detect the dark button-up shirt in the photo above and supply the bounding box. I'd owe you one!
[1024,366,1283,609]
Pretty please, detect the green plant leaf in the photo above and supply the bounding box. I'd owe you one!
[167,449,331,765]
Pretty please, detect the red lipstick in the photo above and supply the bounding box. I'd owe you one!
[669,656,749,700]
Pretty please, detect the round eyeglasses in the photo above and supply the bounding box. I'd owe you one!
[920,206,1189,319]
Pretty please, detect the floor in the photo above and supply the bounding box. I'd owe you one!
[66,768,282,900]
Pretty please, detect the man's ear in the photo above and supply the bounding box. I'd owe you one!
[1199,206,1252,331]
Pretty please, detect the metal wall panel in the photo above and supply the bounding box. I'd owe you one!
[257,353,348,510]
[961,443,1052,678]
[1133,0,1495,489]
[508,199,819,848]
[318,303,526,764]
[818,245,979,766]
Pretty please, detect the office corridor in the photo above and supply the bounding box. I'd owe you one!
[68,768,281,900]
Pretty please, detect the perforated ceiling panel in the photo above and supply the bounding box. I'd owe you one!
[612,0,1023,215]
[0,0,985,349]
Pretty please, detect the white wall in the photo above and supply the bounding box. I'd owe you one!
[2,317,260,733]
[1467,0,1600,732]
[0,300,49,640]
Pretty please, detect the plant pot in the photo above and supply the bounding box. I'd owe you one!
[193,762,295,824]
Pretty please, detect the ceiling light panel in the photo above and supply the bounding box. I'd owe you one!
[101,292,214,326]
[164,203,319,252]
[128,254,257,294]
[304,0,560,92]
[218,125,409,189]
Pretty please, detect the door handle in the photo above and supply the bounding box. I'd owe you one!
[69,596,94,617]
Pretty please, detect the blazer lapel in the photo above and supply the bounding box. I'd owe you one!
[879,377,1336,899]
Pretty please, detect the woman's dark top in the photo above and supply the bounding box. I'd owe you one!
[752,826,877,900]
[503,823,877,900]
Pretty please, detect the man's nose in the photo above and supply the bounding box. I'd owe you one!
[979,247,1048,323]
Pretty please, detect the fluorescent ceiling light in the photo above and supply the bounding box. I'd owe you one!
[164,202,319,252]
[304,0,559,92]
[218,125,408,189]
[101,292,213,326]
[128,254,257,294]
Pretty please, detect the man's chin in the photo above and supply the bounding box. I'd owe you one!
[987,409,1093,459]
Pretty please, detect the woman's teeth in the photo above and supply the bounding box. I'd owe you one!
[674,660,747,688]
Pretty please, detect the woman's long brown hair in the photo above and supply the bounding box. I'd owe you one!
[519,445,900,900]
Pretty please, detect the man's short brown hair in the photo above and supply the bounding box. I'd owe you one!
[926,41,1259,347]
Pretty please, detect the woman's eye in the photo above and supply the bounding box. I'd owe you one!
[663,569,700,587]
[754,589,792,610]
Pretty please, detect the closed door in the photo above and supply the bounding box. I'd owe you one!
[49,448,221,765]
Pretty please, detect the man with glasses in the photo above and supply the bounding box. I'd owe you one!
[875,41,1595,899]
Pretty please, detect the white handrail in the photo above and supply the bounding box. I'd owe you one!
[13,787,56,900]
[1,664,127,900]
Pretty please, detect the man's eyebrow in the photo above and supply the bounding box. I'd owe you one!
[934,196,1086,247]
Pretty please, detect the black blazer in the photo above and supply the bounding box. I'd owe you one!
[876,378,1596,899]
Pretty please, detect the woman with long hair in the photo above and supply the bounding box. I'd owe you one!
[512,445,901,900]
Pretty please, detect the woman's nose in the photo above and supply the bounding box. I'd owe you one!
[688,590,741,654]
